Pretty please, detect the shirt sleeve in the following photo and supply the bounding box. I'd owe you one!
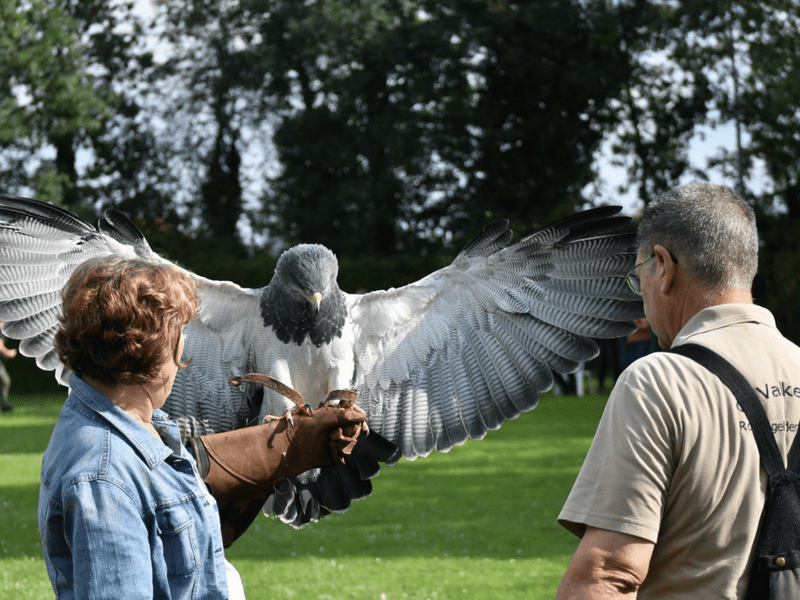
[62,479,154,600]
[558,357,680,543]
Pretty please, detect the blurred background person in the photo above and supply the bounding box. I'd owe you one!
[0,322,17,412]
[618,317,659,371]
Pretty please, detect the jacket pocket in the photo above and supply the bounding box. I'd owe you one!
[155,504,199,578]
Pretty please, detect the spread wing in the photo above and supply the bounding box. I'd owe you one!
[0,196,642,530]
[349,207,643,460]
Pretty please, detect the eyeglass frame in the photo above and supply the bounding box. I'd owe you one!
[625,250,679,296]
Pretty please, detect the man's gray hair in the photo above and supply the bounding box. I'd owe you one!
[637,182,758,290]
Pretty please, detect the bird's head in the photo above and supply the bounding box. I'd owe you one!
[274,244,339,312]
[262,244,347,347]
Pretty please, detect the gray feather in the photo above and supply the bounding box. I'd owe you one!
[19,328,56,358]
[540,276,639,301]
[0,290,61,320]
[550,253,635,280]
[3,306,60,339]
[458,219,513,257]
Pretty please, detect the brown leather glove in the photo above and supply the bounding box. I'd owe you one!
[190,375,368,547]
[192,399,368,505]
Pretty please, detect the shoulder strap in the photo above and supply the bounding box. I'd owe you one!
[667,343,800,475]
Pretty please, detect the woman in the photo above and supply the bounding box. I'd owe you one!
[38,257,367,599]
[38,257,243,599]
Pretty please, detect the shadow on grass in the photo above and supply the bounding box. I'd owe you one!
[0,424,57,454]
[0,395,61,455]
[0,482,43,559]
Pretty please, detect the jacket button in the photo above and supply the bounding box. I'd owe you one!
[776,557,787,567]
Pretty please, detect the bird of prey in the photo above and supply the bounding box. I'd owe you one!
[0,196,643,527]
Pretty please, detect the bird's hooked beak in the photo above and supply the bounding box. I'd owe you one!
[309,291,322,313]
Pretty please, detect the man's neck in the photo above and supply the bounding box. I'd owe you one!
[663,285,753,349]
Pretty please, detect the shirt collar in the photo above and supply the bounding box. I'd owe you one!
[69,374,174,469]
[672,303,776,347]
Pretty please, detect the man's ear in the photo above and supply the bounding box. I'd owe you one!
[653,244,677,294]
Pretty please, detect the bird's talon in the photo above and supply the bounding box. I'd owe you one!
[262,405,299,428]
[323,389,358,407]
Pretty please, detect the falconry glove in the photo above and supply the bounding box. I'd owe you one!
[188,375,368,546]
[192,399,367,503]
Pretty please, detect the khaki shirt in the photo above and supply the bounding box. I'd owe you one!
[559,304,800,599]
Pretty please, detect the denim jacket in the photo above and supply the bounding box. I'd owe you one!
[39,375,230,599]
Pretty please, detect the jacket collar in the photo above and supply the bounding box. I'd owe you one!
[69,374,174,469]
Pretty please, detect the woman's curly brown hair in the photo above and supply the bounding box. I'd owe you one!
[54,257,199,387]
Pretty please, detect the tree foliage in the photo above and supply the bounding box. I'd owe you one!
[606,1,712,204]
[0,0,187,236]
[0,0,106,209]
[639,0,800,341]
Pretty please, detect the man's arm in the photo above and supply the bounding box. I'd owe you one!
[557,527,654,600]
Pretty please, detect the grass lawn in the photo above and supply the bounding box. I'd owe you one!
[0,391,608,600]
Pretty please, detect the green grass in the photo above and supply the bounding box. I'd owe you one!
[0,392,608,600]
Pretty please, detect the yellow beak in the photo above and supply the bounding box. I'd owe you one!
[310,292,322,312]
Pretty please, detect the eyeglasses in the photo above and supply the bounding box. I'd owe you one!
[624,252,679,295]
[625,254,654,296]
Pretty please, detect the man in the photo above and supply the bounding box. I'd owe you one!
[557,182,800,599]
[0,322,16,412]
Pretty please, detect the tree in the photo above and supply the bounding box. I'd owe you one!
[253,0,633,255]
[149,0,281,256]
[732,2,800,342]
[604,1,712,205]
[458,0,633,235]
[0,0,190,241]
[624,0,800,215]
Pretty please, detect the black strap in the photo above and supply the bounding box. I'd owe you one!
[668,343,800,475]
